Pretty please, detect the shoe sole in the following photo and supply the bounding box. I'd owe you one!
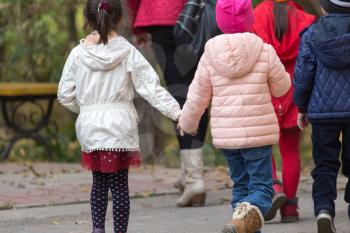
[176,193,206,207]
[222,225,238,233]
[281,215,299,223]
[265,193,287,221]
[317,214,335,233]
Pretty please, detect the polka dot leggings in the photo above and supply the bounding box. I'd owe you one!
[90,169,130,233]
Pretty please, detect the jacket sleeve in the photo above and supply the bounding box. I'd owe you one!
[127,47,181,121]
[126,0,143,34]
[179,55,212,135]
[293,30,317,113]
[267,45,291,97]
[57,48,80,114]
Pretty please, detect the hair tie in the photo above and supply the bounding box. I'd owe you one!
[274,0,288,2]
[98,2,109,12]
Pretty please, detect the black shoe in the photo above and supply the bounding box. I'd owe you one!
[316,210,336,233]
[264,192,287,221]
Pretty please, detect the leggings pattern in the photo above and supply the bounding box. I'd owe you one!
[91,170,130,233]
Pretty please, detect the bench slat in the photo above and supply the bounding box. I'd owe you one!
[0,83,58,97]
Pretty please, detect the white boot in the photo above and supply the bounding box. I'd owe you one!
[174,151,185,192]
[176,148,206,207]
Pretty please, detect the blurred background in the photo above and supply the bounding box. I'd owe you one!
[0,0,321,172]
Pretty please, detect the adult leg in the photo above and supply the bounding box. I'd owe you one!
[91,172,110,232]
[149,26,208,150]
[311,123,341,218]
[109,169,130,233]
[150,26,208,206]
[222,149,249,209]
[341,123,350,219]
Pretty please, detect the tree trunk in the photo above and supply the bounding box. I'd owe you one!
[67,8,78,42]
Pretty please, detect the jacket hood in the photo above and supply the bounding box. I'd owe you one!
[204,33,264,78]
[310,14,350,69]
[253,1,315,63]
[78,36,131,71]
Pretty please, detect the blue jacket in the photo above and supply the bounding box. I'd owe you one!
[294,14,350,122]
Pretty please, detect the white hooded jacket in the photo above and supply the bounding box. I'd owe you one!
[58,36,181,152]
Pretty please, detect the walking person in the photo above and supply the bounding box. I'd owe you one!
[127,0,210,207]
[294,0,350,232]
[178,0,291,232]
[253,0,315,223]
[57,1,181,232]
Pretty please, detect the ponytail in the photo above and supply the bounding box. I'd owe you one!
[84,0,122,45]
[97,7,109,44]
[273,1,289,41]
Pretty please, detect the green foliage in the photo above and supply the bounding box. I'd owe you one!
[47,120,81,163]
[0,1,86,162]
[253,0,263,7]
[0,0,86,82]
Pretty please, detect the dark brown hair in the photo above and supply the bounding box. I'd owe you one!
[84,0,122,44]
[273,1,289,41]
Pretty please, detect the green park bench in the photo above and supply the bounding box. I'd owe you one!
[0,83,58,160]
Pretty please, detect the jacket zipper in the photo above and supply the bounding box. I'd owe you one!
[278,104,283,116]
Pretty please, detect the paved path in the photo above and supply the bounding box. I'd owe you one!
[0,162,349,233]
[0,189,349,233]
[0,163,229,209]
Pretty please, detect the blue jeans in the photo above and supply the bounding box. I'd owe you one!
[222,145,274,217]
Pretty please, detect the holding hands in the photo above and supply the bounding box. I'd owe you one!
[177,115,197,137]
[177,123,185,137]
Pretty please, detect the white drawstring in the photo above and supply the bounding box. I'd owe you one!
[232,202,251,219]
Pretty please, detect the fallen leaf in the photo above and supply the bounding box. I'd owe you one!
[0,202,13,210]
[17,183,26,189]
[80,185,90,193]
[141,191,151,198]
[74,220,88,225]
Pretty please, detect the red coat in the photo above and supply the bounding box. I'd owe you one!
[253,0,315,128]
[127,0,187,33]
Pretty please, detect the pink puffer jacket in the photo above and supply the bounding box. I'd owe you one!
[179,33,291,149]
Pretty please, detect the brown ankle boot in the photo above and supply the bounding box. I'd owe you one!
[222,202,264,233]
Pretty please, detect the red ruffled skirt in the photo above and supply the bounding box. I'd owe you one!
[82,150,141,173]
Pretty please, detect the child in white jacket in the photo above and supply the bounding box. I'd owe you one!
[57,1,180,232]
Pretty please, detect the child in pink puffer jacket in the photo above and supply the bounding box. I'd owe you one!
[178,0,290,232]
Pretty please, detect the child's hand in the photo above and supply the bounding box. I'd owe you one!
[177,122,185,137]
[297,113,309,130]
